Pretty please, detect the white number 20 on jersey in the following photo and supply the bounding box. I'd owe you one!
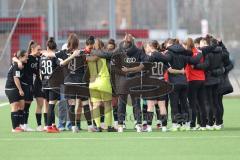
[152,62,163,76]
[41,60,53,75]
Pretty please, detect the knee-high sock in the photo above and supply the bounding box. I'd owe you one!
[18,110,24,125]
[83,104,92,126]
[36,113,42,126]
[147,111,154,125]
[11,112,19,129]
[100,104,105,123]
[24,103,31,124]
[47,104,55,126]
[113,106,118,121]
[93,107,100,128]
[68,105,76,126]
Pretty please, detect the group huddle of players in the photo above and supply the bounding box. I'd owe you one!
[5,33,233,133]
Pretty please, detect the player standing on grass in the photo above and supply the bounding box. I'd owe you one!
[5,50,28,132]
[56,33,95,133]
[13,40,44,132]
[87,39,117,132]
[40,37,60,133]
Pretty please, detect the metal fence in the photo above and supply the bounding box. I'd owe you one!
[0,0,240,77]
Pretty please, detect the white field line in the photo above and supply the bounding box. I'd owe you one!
[0,102,8,108]
[1,135,240,141]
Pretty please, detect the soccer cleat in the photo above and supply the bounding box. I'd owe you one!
[170,123,180,132]
[100,123,107,130]
[118,126,124,133]
[23,124,35,132]
[146,125,152,132]
[36,125,44,132]
[72,126,79,133]
[206,125,214,131]
[88,126,97,132]
[52,125,60,132]
[198,127,207,131]
[136,124,142,133]
[58,127,65,131]
[161,126,167,132]
[107,126,117,132]
[46,126,59,133]
[43,126,48,131]
[190,127,198,131]
[12,127,24,133]
[96,127,102,132]
[214,125,222,131]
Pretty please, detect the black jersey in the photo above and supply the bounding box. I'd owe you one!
[144,51,170,80]
[5,63,23,89]
[21,55,40,85]
[40,55,59,89]
[55,50,88,85]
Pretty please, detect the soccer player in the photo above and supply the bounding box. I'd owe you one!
[13,40,43,131]
[40,37,60,133]
[56,33,94,133]
[5,50,28,132]
[87,38,116,132]
[114,34,146,132]
[143,41,184,132]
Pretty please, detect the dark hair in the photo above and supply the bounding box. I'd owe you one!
[47,37,57,50]
[159,42,166,52]
[67,33,79,51]
[183,38,194,50]
[16,50,27,58]
[86,36,95,46]
[194,37,202,44]
[167,38,180,46]
[108,39,116,46]
[27,40,38,54]
[150,40,160,51]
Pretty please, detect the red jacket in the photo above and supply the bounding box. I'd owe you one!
[185,48,205,81]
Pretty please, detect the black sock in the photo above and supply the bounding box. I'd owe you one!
[24,103,31,124]
[11,112,18,129]
[160,115,167,127]
[36,113,42,126]
[147,112,154,125]
[44,113,48,126]
[113,106,118,121]
[47,104,55,126]
[83,105,92,126]
[76,120,81,129]
[155,104,160,120]
[68,105,75,126]
[142,104,147,122]
[100,105,104,123]
[18,110,24,125]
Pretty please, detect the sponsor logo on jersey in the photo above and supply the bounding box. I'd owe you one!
[124,57,136,63]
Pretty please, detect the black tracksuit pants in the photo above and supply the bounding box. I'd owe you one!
[169,84,189,124]
[118,94,142,125]
[188,81,207,127]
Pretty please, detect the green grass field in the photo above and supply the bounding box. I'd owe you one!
[0,98,240,160]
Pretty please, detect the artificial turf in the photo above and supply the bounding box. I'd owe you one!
[0,98,240,160]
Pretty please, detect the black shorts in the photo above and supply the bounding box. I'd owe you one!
[5,89,24,104]
[22,85,33,101]
[43,89,60,102]
[33,80,44,98]
[63,84,89,101]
